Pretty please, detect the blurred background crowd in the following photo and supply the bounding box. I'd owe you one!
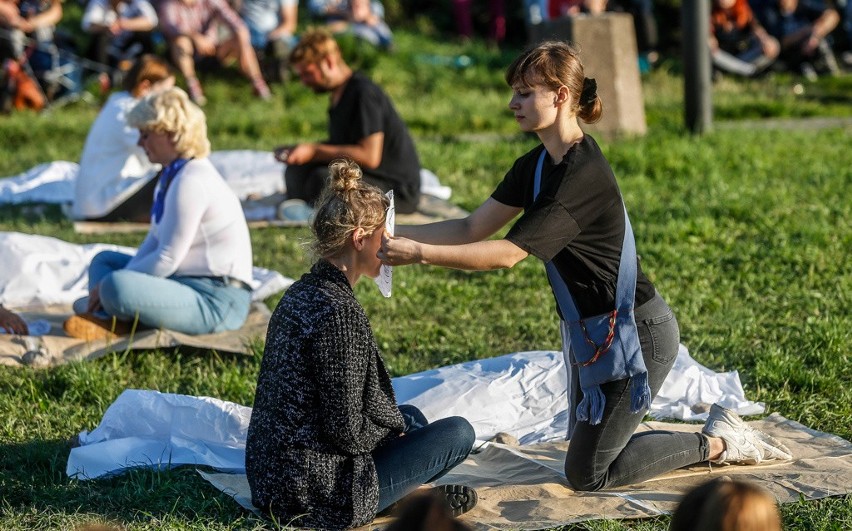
[1,0,851,110]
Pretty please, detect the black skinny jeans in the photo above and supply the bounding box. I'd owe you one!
[563,292,710,491]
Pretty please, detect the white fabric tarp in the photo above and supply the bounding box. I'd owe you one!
[0,232,292,309]
[67,347,763,479]
[0,152,452,209]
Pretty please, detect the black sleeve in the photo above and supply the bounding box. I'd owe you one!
[500,141,620,263]
[505,197,581,262]
[491,155,529,209]
[493,147,582,262]
[350,81,385,139]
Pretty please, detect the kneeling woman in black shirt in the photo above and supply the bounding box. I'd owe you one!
[379,41,791,491]
[245,159,477,529]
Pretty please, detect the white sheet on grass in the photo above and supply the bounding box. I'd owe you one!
[66,346,764,479]
[0,232,292,310]
[0,152,452,209]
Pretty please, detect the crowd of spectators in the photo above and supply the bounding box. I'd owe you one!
[711,0,845,78]
[523,0,848,78]
[0,0,397,108]
[1,0,851,111]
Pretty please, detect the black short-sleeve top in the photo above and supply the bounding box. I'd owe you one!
[491,135,657,318]
[328,72,421,213]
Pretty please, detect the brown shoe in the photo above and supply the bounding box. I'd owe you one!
[63,314,131,341]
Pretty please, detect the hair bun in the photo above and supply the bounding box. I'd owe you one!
[580,78,597,107]
[329,159,363,194]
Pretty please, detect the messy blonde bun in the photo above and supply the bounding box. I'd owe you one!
[329,159,363,195]
[311,159,389,259]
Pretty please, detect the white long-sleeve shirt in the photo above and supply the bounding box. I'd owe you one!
[126,158,253,284]
[72,91,159,219]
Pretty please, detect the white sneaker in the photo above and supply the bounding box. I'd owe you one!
[702,403,792,465]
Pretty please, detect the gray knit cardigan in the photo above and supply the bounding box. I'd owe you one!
[245,259,405,529]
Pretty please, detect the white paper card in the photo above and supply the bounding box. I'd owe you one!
[374,190,394,298]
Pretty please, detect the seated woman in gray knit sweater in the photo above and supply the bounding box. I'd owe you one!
[245,159,478,529]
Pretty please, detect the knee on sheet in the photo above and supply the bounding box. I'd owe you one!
[564,457,606,492]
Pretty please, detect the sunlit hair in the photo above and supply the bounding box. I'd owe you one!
[311,159,389,259]
[669,478,782,531]
[126,87,210,159]
[289,27,340,67]
[505,40,602,124]
[122,54,173,98]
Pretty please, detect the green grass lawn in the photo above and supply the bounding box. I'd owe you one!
[1,30,850,530]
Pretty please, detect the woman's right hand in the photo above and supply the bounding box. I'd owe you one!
[378,234,423,266]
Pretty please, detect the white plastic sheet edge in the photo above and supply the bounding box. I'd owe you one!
[66,345,764,480]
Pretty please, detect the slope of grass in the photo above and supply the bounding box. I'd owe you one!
[1,28,850,530]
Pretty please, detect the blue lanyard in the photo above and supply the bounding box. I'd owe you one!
[151,158,190,223]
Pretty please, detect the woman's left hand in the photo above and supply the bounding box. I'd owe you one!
[378,233,422,266]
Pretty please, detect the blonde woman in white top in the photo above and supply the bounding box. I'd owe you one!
[65,87,254,340]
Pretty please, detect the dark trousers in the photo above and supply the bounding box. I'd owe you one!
[86,31,154,68]
[86,173,157,223]
[285,162,420,214]
[564,293,710,491]
[284,162,329,207]
[373,405,475,512]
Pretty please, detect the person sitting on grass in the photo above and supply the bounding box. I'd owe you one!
[235,0,298,82]
[245,159,477,530]
[0,304,28,335]
[72,54,175,222]
[273,28,421,222]
[710,0,780,77]
[0,0,65,106]
[81,0,159,73]
[156,0,271,105]
[64,87,253,341]
[308,0,394,49]
[752,0,841,79]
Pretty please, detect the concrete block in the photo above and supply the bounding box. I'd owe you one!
[528,13,647,138]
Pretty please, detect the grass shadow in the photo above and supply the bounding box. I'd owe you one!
[1,438,265,528]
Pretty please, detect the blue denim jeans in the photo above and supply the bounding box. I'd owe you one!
[78,251,251,335]
[373,405,475,512]
[563,293,710,491]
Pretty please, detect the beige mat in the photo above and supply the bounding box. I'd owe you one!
[0,303,271,367]
[200,414,852,530]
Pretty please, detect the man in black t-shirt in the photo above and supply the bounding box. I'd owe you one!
[274,29,421,214]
